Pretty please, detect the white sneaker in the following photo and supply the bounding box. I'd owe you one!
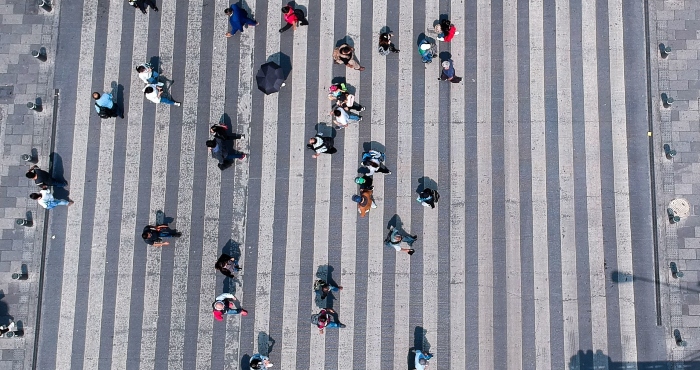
[156,82,164,87]
[454,31,460,35]
[174,102,181,106]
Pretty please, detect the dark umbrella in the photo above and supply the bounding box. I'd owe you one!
[256,62,285,95]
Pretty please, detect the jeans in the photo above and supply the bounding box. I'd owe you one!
[147,71,159,84]
[347,112,360,122]
[45,199,69,210]
[226,152,245,160]
[325,322,340,328]
[160,97,175,105]
[225,308,243,315]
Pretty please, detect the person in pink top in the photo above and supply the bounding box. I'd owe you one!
[279,4,308,33]
[212,293,248,321]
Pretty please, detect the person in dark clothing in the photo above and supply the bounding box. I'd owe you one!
[210,124,243,140]
[417,188,440,208]
[212,293,248,320]
[206,137,246,170]
[279,5,308,33]
[314,279,343,300]
[378,32,400,55]
[142,224,181,247]
[224,3,258,37]
[439,59,461,83]
[129,0,158,14]
[25,165,67,187]
[307,135,337,158]
[215,253,242,278]
[354,175,373,190]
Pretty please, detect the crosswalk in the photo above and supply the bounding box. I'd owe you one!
[35,0,665,369]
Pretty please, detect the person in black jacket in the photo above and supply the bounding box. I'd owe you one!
[25,165,67,187]
[215,253,242,278]
[206,137,246,170]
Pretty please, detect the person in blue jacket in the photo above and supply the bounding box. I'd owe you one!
[224,3,258,37]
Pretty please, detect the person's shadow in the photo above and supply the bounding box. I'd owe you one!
[362,141,386,153]
[49,152,69,200]
[314,122,336,139]
[257,331,276,356]
[417,177,438,194]
[111,81,125,118]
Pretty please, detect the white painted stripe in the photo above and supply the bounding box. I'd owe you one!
[476,0,494,368]
[279,2,308,369]
[581,0,609,366]
[252,2,281,365]
[555,0,579,366]
[139,0,178,367]
[503,0,523,368]
[194,0,227,369]
[392,0,414,367]
[366,0,386,368]
[54,0,97,366]
[448,0,467,367]
[110,8,150,370]
[81,0,123,367]
[423,0,440,366]
[529,0,551,369]
[225,0,255,366]
[607,0,638,365]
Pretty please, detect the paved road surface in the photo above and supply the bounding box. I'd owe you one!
[34,0,667,369]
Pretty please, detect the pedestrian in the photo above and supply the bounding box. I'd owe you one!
[142,224,181,247]
[128,0,158,14]
[352,189,375,217]
[215,253,242,278]
[29,186,73,210]
[417,188,440,208]
[207,137,246,171]
[314,279,343,300]
[337,92,365,113]
[92,91,122,119]
[333,43,365,71]
[224,3,258,37]
[331,106,362,129]
[354,175,373,190]
[385,225,417,255]
[360,150,391,175]
[25,165,67,188]
[417,39,437,64]
[307,135,337,158]
[212,293,248,321]
[378,32,400,55]
[439,59,462,83]
[249,354,273,369]
[135,63,162,85]
[143,84,181,106]
[279,5,308,33]
[327,83,348,101]
[413,349,433,370]
[435,18,458,42]
[313,308,345,334]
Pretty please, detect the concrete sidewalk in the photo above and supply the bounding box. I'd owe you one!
[0,0,60,368]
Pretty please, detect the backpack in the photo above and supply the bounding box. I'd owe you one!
[433,189,440,202]
[314,280,326,291]
[362,150,385,163]
[96,103,111,118]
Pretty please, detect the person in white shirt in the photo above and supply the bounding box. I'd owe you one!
[136,64,162,85]
[331,106,361,129]
[29,186,73,210]
[143,84,181,106]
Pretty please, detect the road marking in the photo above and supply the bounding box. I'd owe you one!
[54,0,98,367]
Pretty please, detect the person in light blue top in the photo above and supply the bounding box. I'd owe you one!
[224,3,258,37]
[413,349,433,370]
[92,91,122,118]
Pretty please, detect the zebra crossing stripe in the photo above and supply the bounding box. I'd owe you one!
[448,0,467,366]
[581,0,609,365]
[528,0,552,369]
[607,0,638,364]
[110,7,150,370]
[81,0,124,367]
[54,0,99,367]
[279,3,309,368]
[555,0,580,365]
[392,0,414,366]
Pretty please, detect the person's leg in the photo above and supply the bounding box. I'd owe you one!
[226,152,246,160]
[226,308,241,315]
[347,112,360,121]
[347,59,363,70]
[279,23,293,33]
[159,97,176,105]
[145,0,158,10]
[242,16,257,26]
[326,322,339,328]
[389,43,400,52]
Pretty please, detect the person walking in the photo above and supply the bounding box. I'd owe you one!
[385,225,417,255]
[413,349,433,370]
[331,106,362,129]
[142,224,181,247]
[378,32,400,55]
[314,308,345,334]
[249,354,273,369]
[29,186,73,210]
[224,3,258,37]
[353,188,375,217]
[417,188,440,208]
[439,59,461,83]
[436,18,458,42]
[136,63,162,85]
[93,91,122,119]
[360,150,391,175]
[354,175,373,190]
[215,253,242,278]
[128,0,158,14]
[212,293,248,321]
[279,5,308,33]
[333,43,365,71]
[307,135,337,158]
[143,84,181,106]
[314,279,343,300]
[207,137,246,170]
[25,165,67,188]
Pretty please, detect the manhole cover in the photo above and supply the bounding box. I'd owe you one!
[669,198,691,218]
[0,86,13,103]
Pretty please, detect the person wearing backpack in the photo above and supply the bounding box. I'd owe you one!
[360,150,391,175]
[313,308,345,334]
[92,91,122,119]
[212,293,248,321]
[314,279,343,300]
[307,135,337,158]
[385,225,417,255]
[378,32,399,55]
[417,188,440,208]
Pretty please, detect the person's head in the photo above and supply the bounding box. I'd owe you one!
[419,358,428,365]
[308,137,318,145]
[224,7,232,15]
[25,170,36,179]
[29,193,41,200]
[136,65,147,73]
[339,46,352,55]
[249,359,262,370]
[144,86,154,94]
[92,92,100,100]
[333,109,342,117]
[213,301,225,311]
[363,160,378,168]
[355,176,365,185]
[205,139,217,148]
[318,315,327,323]
[281,6,291,13]
[142,231,151,239]
[442,61,450,69]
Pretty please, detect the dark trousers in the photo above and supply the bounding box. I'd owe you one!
[135,0,157,12]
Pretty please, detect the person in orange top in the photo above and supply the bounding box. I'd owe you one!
[354,189,373,217]
[279,5,308,33]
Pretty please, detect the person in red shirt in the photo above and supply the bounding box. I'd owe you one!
[279,5,308,33]
[437,18,459,42]
[315,308,345,334]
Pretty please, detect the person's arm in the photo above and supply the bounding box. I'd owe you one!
[152,240,169,247]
